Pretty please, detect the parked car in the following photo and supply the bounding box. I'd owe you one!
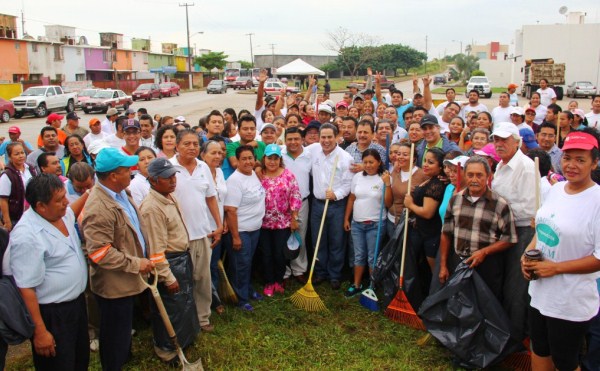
[132,83,162,101]
[233,77,253,90]
[0,98,15,123]
[352,76,396,90]
[466,76,492,98]
[10,85,77,118]
[207,80,228,94]
[83,89,132,114]
[262,81,300,94]
[566,81,597,98]
[76,88,100,108]
[159,82,181,97]
[433,75,447,85]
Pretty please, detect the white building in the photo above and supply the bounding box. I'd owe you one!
[513,13,600,90]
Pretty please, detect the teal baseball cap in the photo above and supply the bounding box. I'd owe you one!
[95,147,138,172]
[264,144,282,157]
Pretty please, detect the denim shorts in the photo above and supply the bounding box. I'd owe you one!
[351,220,380,267]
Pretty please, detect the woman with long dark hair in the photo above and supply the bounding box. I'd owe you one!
[61,134,92,176]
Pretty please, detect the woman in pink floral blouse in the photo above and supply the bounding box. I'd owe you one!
[259,144,302,297]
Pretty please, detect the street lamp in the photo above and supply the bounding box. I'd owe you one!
[452,40,463,54]
[191,31,204,58]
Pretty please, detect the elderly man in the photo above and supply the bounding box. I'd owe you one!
[140,158,199,363]
[10,174,89,370]
[305,123,353,289]
[345,120,387,173]
[440,156,517,300]
[82,148,154,370]
[491,121,537,343]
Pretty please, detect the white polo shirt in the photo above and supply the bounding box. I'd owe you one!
[282,147,312,199]
[170,156,217,240]
[305,143,353,201]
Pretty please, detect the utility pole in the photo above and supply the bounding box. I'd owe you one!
[246,33,254,67]
[21,8,26,37]
[269,43,276,72]
[180,3,194,89]
[425,35,428,74]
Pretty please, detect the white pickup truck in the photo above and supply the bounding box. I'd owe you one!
[11,85,77,118]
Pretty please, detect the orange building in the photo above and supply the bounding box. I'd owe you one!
[0,38,29,82]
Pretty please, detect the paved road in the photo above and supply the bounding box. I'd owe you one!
[3,84,595,146]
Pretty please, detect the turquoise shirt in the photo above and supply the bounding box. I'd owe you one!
[439,184,456,222]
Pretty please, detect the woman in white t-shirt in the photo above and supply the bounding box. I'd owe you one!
[525,92,548,126]
[343,149,390,297]
[0,142,34,231]
[128,146,156,206]
[201,139,228,314]
[224,145,266,311]
[522,129,600,371]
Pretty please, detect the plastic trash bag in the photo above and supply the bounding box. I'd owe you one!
[418,262,513,369]
[151,251,200,352]
[372,217,405,308]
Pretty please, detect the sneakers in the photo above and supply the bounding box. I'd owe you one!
[263,284,275,297]
[274,282,285,295]
[344,284,363,298]
[250,292,264,301]
[239,303,254,312]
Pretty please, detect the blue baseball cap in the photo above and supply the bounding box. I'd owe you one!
[519,128,539,149]
[264,144,282,157]
[95,147,139,172]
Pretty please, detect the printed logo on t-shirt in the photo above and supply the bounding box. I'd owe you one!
[536,218,560,259]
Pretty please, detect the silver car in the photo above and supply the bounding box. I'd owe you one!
[566,81,597,98]
[207,80,228,94]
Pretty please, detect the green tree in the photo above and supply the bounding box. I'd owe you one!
[378,44,426,76]
[454,54,479,82]
[238,60,253,69]
[194,51,229,71]
[471,69,485,76]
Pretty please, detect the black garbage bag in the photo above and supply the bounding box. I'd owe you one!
[372,217,405,308]
[151,251,200,352]
[418,262,513,369]
[373,217,432,311]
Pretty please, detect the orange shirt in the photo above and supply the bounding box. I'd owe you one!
[37,129,67,148]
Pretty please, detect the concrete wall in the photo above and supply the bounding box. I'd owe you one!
[254,54,337,70]
[131,50,149,73]
[0,39,28,82]
[84,47,112,70]
[62,46,86,81]
[27,42,59,79]
[479,59,512,88]
[513,23,600,89]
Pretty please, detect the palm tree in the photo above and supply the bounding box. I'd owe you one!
[454,54,479,83]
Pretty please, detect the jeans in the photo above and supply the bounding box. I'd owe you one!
[260,228,291,284]
[227,230,260,305]
[311,198,347,281]
[351,221,379,268]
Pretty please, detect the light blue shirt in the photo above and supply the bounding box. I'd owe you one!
[439,184,456,222]
[10,207,87,304]
[98,182,147,256]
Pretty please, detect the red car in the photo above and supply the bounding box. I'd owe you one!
[0,98,15,123]
[132,83,162,101]
[159,82,181,97]
[233,77,253,90]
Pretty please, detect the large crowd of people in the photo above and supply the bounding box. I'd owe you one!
[0,68,599,370]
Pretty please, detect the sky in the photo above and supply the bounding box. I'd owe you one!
[2,0,599,63]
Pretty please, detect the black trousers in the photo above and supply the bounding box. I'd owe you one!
[95,294,135,371]
[33,294,89,371]
[260,228,291,284]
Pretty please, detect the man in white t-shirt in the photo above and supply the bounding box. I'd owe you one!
[83,118,108,148]
[104,116,126,149]
[461,89,489,119]
[435,87,461,115]
[585,95,600,129]
[491,92,513,124]
[100,108,119,135]
[536,79,557,107]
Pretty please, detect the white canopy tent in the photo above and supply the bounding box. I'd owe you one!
[275,58,325,76]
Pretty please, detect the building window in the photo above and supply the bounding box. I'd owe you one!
[102,50,109,62]
[76,48,81,55]
[32,43,38,52]
[76,74,85,81]
[54,45,63,61]
[143,53,148,64]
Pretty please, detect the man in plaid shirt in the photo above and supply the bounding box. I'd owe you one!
[439,156,518,300]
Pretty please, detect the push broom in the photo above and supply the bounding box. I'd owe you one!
[291,155,339,312]
[384,143,426,331]
[360,135,390,311]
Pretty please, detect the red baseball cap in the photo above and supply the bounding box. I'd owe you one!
[562,132,599,151]
[46,112,64,124]
[336,101,349,109]
[8,126,20,134]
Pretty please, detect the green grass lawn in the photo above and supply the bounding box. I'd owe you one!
[7,279,461,370]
